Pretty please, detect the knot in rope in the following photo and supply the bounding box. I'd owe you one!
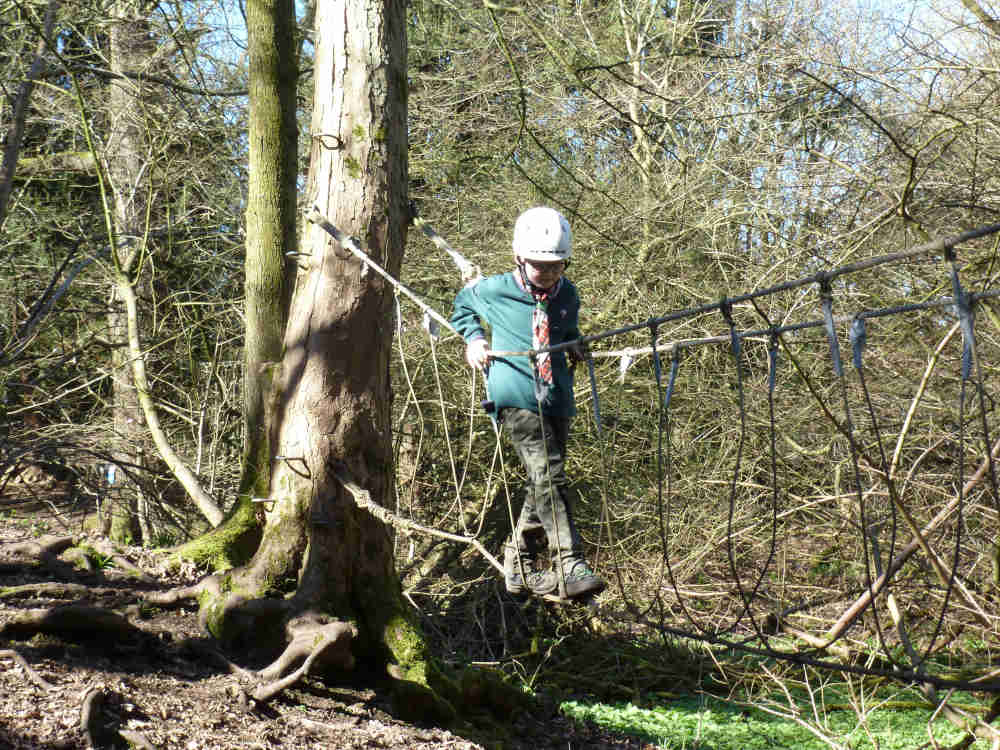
[817,272,843,376]
[850,315,867,371]
[816,270,833,298]
[768,329,780,393]
[719,298,740,357]
[719,297,734,327]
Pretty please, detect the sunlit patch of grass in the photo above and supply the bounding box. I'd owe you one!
[561,692,991,750]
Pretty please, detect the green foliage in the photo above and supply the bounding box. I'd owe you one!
[561,693,986,750]
[87,550,115,571]
[151,531,178,548]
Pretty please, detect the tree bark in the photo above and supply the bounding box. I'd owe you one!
[242,0,297,499]
[198,0,450,717]
[256,0,410,631]
[177,0,300,565]
[105,0,155,541]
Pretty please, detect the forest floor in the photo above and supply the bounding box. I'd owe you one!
[0,503,656,750]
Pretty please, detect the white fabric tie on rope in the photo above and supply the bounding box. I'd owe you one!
[618,351,635,384]
[423,310,440,341]
[308,206,458,338]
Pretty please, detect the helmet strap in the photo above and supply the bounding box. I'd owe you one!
[516,260,551,296]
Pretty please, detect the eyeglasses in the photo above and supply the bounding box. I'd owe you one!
[523,259,567,274]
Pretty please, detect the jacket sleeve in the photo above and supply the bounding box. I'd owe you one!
[451,281,488,343]
[565,285,582,342]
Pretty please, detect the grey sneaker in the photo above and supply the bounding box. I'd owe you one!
[559,559,606,599]
[504,543,558,596]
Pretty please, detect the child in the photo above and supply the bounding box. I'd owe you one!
[451,207,605,599]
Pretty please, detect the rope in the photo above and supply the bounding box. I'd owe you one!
[308,206,459,338]
[820,276,899,666]
[314,209,1000,691]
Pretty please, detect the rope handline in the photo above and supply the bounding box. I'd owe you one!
[315,206,1000,687]
[315,208,1000,373]
[497,223,1000,358]
[719,299,775,641]
[409,207,482,286]
[820,276,900,668]
[492,290,1000,366]
[312,203,1000,370]
[308,206,458,338]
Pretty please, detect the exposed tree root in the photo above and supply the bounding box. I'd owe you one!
[143,575,220,608]
[2,533,77,558]
[0,604,141,640]
[79,684,106,750]
[0,533,78,573]
[251,613,357,702]
[145,580,358,704]
[90,539,155,583]
[177,638,258,681]
[0,647,58,691]
[0,581,101,600]
[0,533,161,586]
[80,683,162,749]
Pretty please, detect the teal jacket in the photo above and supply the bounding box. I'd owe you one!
[451,271,581,417]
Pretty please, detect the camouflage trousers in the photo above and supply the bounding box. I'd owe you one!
[499,407,582,560]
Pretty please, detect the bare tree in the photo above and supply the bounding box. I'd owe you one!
[0,0,59,230]
[103,0,224,538]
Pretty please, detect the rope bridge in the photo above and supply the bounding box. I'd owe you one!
[311,208,1000,693]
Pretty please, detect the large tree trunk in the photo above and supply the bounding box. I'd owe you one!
[198,0,450,716]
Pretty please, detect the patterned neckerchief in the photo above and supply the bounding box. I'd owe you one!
[515,270,563,399]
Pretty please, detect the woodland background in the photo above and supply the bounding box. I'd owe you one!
[4,0,1000,747]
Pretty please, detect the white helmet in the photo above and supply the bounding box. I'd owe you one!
[512,207,572,262]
